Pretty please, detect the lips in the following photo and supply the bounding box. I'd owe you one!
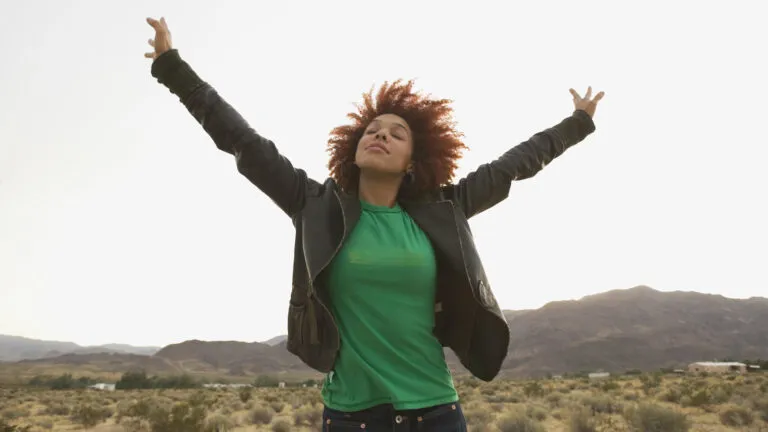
[366,142,389,154]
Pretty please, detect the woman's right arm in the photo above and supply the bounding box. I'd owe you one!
[146,17,313,217]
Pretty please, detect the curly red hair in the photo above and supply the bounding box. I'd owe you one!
[327,80,468,196]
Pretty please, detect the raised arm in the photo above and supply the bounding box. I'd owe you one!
[444,87,604,219]
[145,17,313,217]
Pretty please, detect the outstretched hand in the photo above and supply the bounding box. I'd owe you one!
[570,87,605,118]
[145,17,172,60]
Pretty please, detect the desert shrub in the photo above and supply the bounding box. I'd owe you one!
[568,408,597,432]
[463,405,493,429]
[718,404,753,427]
[292,404,322,428]
[582,394,622,415]
[1,409,29,421]
[658,387,682,403]
[523,381,544,398]
[271,419,292,432]
[600,380,620,392]
[525,405,547,421]
[750,397,768,422]
[254,375,280,388]
[0,420,31,432]
[496,410,545,432]
[249,406,274,425]
[639,373,663,395]
[487,392,524,403]
[238,387,252,403]
[262,393,281,404]
[624,403,689,432]
[149,402,207,432]
[686,389,709,407]
[70,403,113,429]
[270,402,285,413]
[34,419,53,430]
[545,392,563,408]
[709,384,733,404]
[204,414,236,431]
[623,391,639,401]
[42,402,70,416]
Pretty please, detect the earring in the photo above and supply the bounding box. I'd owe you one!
[404,171,415,185]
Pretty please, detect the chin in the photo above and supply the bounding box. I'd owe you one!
[357,161,402,177]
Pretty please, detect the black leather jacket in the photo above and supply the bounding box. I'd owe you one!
[151,49,596,381]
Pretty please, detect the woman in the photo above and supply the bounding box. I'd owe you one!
[145,16,604,431]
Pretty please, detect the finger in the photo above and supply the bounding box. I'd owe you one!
[569,88,581,100]
[593,91,605,103]
[146,17,161,30]
[160,17,169,31]
[144,52,156,59]
[148,38,155,47]
[584,86,592,100]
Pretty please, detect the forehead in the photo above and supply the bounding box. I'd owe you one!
[370,113,411,132]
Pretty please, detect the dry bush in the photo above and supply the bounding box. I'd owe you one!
[248,405,274,425]
[271,418,292,432]
[496,410,545,432]
[237,387,252,403]
[204,413,236,431]
[568,408,598,432]
[525,404,548,421]
[1,408,29,421]
[463,403,494,429]
[70,403,113,429]
[624,402,689,432]
[292,404,322,428]
[581,394,623,415]
[0,419,31,432]
[40,402,70,416]
[546,392,563,408]
[718,404,754,427]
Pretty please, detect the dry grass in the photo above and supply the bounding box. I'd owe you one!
[0,374,766,431]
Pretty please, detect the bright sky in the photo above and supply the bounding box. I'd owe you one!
[1,1,766,348]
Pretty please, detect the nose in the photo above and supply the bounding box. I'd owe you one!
[375,131,388,141]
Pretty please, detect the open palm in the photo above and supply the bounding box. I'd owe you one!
[570,86,605,118]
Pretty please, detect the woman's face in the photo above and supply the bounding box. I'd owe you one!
[354,113,414,177]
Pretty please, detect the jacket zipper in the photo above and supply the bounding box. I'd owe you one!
[305,190,346,350]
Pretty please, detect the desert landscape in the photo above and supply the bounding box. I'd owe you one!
[2,286,767,431]
[1,373,767,431]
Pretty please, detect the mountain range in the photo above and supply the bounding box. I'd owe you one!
[0,335,161,362]
[3,286,767,379]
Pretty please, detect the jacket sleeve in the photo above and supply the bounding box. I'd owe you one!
[150,49,312,217]
[444,109,596,219]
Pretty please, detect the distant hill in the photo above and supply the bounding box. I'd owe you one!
[0,335,161,362]
[154,340,309,376]
[261,335,288,346]
[499,285,768,376]
[17,352,179,374]
[3,286,767,380]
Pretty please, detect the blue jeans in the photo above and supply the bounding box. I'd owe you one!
[322,401,467,431]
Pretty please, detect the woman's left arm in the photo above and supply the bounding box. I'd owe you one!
[444,87,604,219]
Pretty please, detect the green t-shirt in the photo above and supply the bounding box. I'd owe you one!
[320,200,458,411]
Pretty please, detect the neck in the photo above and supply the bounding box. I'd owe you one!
[357,172,402,207]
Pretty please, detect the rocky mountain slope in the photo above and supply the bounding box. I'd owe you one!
[4,286,766,379]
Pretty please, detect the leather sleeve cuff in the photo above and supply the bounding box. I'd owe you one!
[573,109,597,135]
[150,49,204,101]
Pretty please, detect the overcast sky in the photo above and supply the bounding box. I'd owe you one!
[1,1,766,348]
